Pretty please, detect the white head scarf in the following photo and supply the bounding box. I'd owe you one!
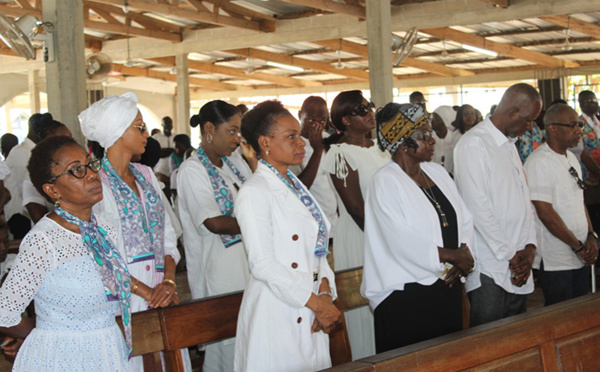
[79,92,139,149]
[433,105,457,131]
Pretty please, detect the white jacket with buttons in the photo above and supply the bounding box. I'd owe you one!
[233,162,335,372]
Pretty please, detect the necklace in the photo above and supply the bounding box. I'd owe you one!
[417,170,449,227]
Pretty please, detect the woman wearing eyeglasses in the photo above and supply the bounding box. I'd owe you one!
[362,103,474,353]
[234,101,341,372]
[177,100,251,372]
[0,136,131,371]
[322,90,389,360]
[79,93,191,372]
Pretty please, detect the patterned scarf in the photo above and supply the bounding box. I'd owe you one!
[54,207,133,358]
[260,159,328,257]
[196,146,246,247]
[101,157,166,269]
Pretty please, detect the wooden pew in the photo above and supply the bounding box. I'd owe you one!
[130,268,366,371]
[322,293,600,372]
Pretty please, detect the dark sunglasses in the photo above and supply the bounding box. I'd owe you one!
[551,121,584,130]
[568,166,586,190]
[351,102,376,117]
[411,130,434,142]
[49,159,102,183]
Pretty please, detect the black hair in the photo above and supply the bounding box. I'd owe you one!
[173,134,191,149]
[236,104,249,115]
[549,98,567,107]
[324,90,364,149]
[375,102,418,153]
[299,96,327,114]
[162,116,173,126]
[452,104,475,134]
[1,133,18,158]
[190,100,239,133]
[241,100,291,155]
[28,136,78,202]
[409,91,424,103]
[36,113,69,140]
[140,136,161,168]
[88,140,104,160]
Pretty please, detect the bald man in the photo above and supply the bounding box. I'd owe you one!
[524,104,597,306]
[454,83,542,326]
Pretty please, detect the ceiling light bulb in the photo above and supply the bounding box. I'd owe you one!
[562,38,573,51]
[441,49,449,59]
[245,67,254,75]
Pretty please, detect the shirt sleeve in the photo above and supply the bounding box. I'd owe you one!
[0,231,54,327]
[177,162,223,235]
[524,153,555,204]
[454,139,518,261]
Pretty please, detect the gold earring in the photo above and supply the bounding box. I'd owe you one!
[207,134,213,143]
[54,199,61,208]
[265,150,270,156]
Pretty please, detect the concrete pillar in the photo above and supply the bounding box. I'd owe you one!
[43,0,87,145]
[28,69,41,113]
[175,53,191,136]
[366,0,393,108]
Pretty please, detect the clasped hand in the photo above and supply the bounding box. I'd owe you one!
[310,294,342,334]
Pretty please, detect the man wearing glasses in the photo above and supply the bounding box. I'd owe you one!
[524,103,598,306]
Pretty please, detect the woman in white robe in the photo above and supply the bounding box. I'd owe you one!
[79,92,191,372]
[234,101,342,372]
[177,100,251,372]
[362,103,475,353]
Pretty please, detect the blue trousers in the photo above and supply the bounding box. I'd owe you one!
[538,261,590,306]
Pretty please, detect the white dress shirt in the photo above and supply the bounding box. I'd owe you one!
[454,118,536,294]
[524,144,587,271]
[4,138,36,220]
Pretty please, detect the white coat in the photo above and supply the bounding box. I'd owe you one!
[234,162,336,372]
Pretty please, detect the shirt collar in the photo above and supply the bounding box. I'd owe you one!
[484,118,514,146]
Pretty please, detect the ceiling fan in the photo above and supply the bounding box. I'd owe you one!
[391,27,418,66]
[0,13,55,62]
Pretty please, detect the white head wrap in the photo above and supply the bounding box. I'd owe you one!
[433,105,457,130]
[79,92,139,149]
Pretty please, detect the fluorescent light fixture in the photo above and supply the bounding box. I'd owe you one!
[266,61,304,72]
[461,44,498,57]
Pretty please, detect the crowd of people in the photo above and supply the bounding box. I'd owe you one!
[0,82,597,372]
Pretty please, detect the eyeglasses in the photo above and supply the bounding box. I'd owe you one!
[550,121,584,130]
[580,98,598,104]
[351,102,376,117]
[569,166,586,190]
[131,122,147,134]
[48,159,102,183]
[411,130,434,142]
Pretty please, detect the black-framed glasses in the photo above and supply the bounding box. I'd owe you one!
[411,130,434,142]
[569,166,586,190]
[551,121,584,130]
[132,122,147,134]
[351,102,376,117]
[48,159,102,183]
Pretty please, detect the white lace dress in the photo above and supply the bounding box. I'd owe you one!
[0,216,130,372]
[324,142,390,360]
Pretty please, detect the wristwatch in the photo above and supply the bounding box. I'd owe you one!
[588,231,598,239]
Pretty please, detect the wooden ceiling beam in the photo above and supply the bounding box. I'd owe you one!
[14,0,34,10]
[150,56,321,87]
[227,48,370,81]
[86,1,183,33]
[277,0,365,18]
[423,26,580,68]
[540,15,600,40]
[478,0,509,8]
[83,19,181,42]
[202,0,277,22]
[90,0,275,32]
[313,39,474,77]
[111,63,254,91]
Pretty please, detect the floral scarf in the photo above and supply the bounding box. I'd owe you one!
[54,207,133,358]
[261,159,328,257]
[101,157,166,270]
[196,146,246,247]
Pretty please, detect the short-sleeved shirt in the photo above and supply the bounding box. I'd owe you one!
[524,143,586,271]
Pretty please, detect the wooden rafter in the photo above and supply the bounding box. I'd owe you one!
[478,0,509,8]
[313,39,474,77]
[14,0,34,10]
[423,27,580,68]
[111,64,254,91]
[86,1,183,33]
[203,0,277,22]
[540,15,600,40]
[90,0,275,32]
[277,0,365,18]
[150,56,321,88]
[227,48,370,81]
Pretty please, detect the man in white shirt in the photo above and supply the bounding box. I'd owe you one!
[431,105,459,174]
[289,96,338,233]
[4,114,42,239]
[524,103,597,306]
[152,116,176,179]
[454,83,542,326]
